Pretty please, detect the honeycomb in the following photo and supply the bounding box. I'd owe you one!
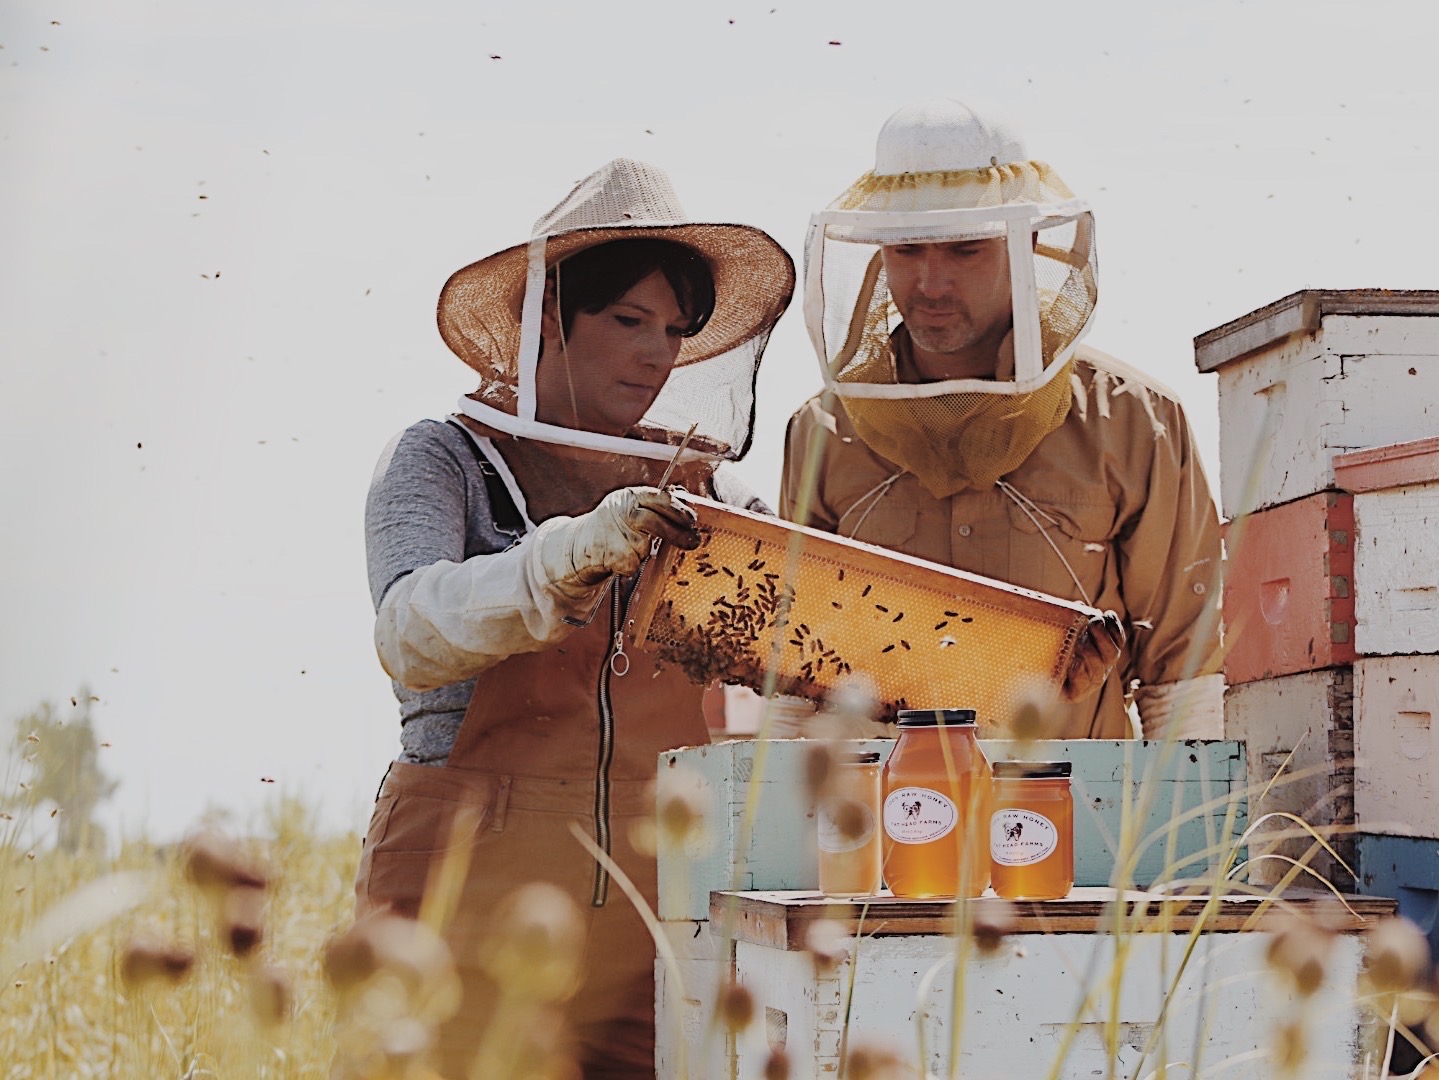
[628,494,1098,725]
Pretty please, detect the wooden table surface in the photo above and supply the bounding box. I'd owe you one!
[711,886,1398,951]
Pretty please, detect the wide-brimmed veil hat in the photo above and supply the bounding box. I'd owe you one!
[441,158,796,462]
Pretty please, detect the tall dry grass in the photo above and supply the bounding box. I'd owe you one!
[0,796,358,1078]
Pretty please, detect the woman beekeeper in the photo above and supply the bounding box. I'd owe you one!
[353,158,794,1077]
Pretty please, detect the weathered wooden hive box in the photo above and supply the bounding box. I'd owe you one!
[1196,289,1439,944]
[1194,289,1439,519]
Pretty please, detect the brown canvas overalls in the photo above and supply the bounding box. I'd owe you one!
[354,574,707,1079]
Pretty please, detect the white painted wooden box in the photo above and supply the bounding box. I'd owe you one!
[1335,437,1439,656]
[1194,290,1439,518]
[1354,655,1439,839]
[1224,668,1355,887]
[721,890,1392,1080]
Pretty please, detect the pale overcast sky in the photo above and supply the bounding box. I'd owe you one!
[2,0,1434,841]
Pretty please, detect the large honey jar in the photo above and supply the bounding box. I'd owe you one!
[989,760,1074,900]
[881,709,992,899]
[817,751,884,898]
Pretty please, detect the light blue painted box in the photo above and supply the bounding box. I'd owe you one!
[657,738,1248,922]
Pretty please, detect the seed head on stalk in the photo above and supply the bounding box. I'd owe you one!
[1265,912,1336,998]
[476,881,585,1005]
[120,934,195,989]
[804,918,851,975]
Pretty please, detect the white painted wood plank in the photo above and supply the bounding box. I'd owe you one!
[655,920,737,1079]
[1213,316,1439,516]
[1224,670,1355,888]
[1355,656,1439,838]
[1354,485,1439,655]
[733,930,1366,1079]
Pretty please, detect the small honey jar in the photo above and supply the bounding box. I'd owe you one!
[881,709,992,899]
[817,751,884,898]
[989,761,1074,900]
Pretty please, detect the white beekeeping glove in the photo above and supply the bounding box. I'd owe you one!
[1134,674,1225,740]
[538,486,700,598]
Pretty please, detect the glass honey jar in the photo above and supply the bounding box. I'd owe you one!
[989,761,1074,900]
[817,751,884,898]
[881,709,992,899]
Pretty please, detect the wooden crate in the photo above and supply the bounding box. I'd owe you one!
[722,890,1392,1080]
[1221,491,1356,684]
[1354,656,1439,837]
[1193,290,1439,518]
[1224,669,1355,888]
[1336,438,1439,656]
[656,739,1247,922]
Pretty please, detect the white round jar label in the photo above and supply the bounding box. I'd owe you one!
[883,787,958,844]
[817,797,877,853]
[990,808,1059,866]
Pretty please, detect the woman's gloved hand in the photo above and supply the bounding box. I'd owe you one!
[539,486,702,594]
[1060,611,1126,702]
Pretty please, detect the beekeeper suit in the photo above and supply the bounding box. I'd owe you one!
[780,99,1222,740]
[353,158,794,1077]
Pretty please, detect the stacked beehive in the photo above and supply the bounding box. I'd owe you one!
[1195,290,1439,921]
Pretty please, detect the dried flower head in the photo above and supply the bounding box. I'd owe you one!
[322,913,460,1023]
[825,673,879,726]
[716,980,755,1033]
[1273,1017,1307,1073]
[247,963,292,1027]
[1009,699,1045,744]
[824,797,871,844]
[477,881,586,1004]
[762,1048,792,1080]
[221,883,266,958]
[120,935,195,989]
[803,742,835,802]
[181,829,269,893]
[804,918,851,974]
[845,1041,912,1080]
[656,765,709,850]
[1265,913,1336,998]
[970,899,1017,956]
[1364,916,1431,995]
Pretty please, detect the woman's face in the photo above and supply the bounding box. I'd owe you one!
[535,270,687,436]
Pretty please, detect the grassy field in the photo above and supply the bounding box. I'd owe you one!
[0,798,359,1078]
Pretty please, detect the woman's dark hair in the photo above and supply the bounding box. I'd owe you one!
[550,238,716,339]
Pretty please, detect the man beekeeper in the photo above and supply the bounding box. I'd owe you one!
[777,98,1222,740]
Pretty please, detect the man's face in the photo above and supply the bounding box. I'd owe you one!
[880,238,1013,358]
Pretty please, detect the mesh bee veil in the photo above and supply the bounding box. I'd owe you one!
[803,100,1099,496]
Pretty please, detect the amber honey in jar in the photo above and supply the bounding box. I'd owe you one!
[881,709,992,899]
[989,761,1074,900]
[817,751,884,898]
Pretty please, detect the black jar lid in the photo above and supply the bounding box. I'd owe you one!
[993,760,1072,779]
[896,708,977,728]
[838,752,883,765]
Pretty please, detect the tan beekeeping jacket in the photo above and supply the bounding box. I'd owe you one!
[780,342,1223,739]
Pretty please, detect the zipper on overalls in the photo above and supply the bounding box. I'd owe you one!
[590,546,657,907]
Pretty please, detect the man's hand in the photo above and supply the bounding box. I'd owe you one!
[1061,611,1125,702]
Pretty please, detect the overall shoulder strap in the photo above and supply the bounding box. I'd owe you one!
[446,421,525,539]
